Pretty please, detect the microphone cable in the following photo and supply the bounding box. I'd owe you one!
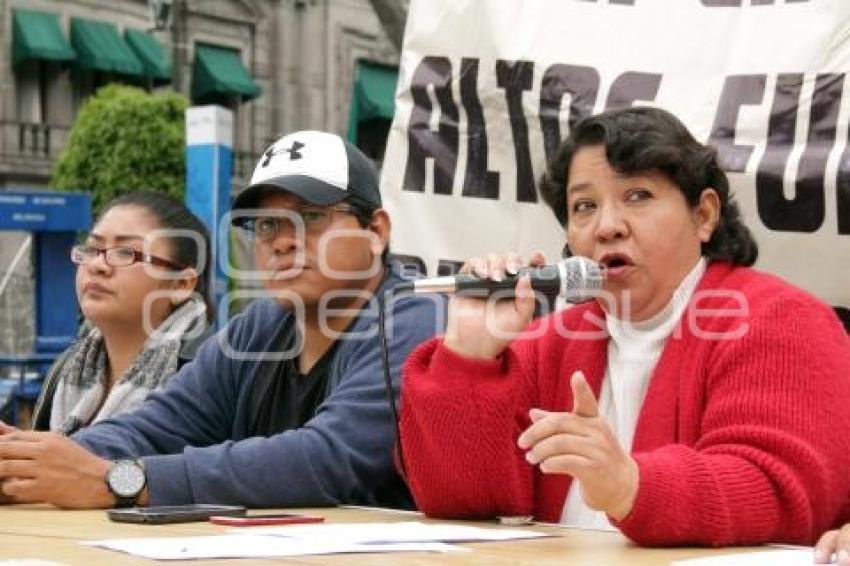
[377,287,409,481]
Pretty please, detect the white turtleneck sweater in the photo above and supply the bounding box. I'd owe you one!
[560,257,707,530]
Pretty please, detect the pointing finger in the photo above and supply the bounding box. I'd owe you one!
[571,371,598,418]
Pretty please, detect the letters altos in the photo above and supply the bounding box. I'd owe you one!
[401,56,849,235]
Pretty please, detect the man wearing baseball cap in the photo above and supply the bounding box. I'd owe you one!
[0,132,444,510]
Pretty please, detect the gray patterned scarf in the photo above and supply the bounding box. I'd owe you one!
[40,298,208,435]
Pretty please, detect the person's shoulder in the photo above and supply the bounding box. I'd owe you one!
[700,262,843,335]
[345,266,447,346]
[389,289,447,321]
[705,262,831,313]
[213,296,292,350]
[380,265,447,320]
[228,296,289,327]
[178,324,215,365]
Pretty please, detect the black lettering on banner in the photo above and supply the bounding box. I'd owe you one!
[756,74,807,231]
[840,149,850,232]
[496,59,537,202]
[757,74,842,233]
[794,73,843,232]
[539,64,600,164]
[460,58,500,200]
[402,56,459,195]
[605,71,662,110]
[709,74,766,172]
[835,96,850,234]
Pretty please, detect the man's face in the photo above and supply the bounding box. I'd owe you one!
[252,192,382,310]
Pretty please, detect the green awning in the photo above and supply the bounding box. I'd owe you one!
[347,61,398,142]
[191,44,261,102]
[12,9,75,67]
[70,18,143,77]
[125,28,171,84]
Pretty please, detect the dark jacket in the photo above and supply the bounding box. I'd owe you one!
[73,267,444,508]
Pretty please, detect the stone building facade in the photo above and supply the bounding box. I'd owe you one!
[0,0,400,355]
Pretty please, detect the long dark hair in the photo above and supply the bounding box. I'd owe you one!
[100,191,214,320]
[540,106,758,266]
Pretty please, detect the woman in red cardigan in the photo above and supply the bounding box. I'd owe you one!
[400,106,850,547]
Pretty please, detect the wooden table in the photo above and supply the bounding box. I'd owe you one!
[0,504,778,565]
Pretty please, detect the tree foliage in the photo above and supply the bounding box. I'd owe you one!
[51,85,188,212]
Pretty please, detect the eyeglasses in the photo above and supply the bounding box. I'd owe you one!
[71,245,185,270]
[240,204,359,242]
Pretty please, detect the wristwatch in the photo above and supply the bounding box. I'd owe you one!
[106,459,146,508]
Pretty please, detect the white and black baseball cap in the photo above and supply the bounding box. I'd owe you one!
[231,130,381,223]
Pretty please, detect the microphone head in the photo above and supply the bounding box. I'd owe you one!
[558,256,604,303]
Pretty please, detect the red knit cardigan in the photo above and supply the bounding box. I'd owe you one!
[400,262,850,546]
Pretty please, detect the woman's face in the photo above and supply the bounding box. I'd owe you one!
[565,145,719,321]
[76,205,186,333]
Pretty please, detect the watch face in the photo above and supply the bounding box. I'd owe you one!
[108,461,145,498]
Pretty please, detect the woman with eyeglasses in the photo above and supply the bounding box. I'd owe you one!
[31,191,213,435]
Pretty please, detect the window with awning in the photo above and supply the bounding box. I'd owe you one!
[70,17,143,78]
[347,61,398,143]
[12,9,75,67]
[191,44,261,103]
[347,61,398,162]
[124,29,171,85]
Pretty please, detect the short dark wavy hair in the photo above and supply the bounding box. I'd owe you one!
[540,106,758,267]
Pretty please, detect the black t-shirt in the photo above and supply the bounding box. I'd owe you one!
[248,325,341,437]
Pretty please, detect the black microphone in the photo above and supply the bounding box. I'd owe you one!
[394,256,604,304]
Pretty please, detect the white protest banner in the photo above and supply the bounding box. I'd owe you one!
[381,0,850,310]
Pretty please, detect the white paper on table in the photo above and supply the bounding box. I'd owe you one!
[82,535,460,560]
[670,549,816,566]
[235,520,552,544]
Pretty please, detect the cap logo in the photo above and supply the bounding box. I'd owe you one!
[284,141,305,161]
[261,141,306,167]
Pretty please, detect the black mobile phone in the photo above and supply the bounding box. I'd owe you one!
[107,504,247,524]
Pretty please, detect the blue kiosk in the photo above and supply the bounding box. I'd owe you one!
[185,105,233,326]
[0,190,92,423]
